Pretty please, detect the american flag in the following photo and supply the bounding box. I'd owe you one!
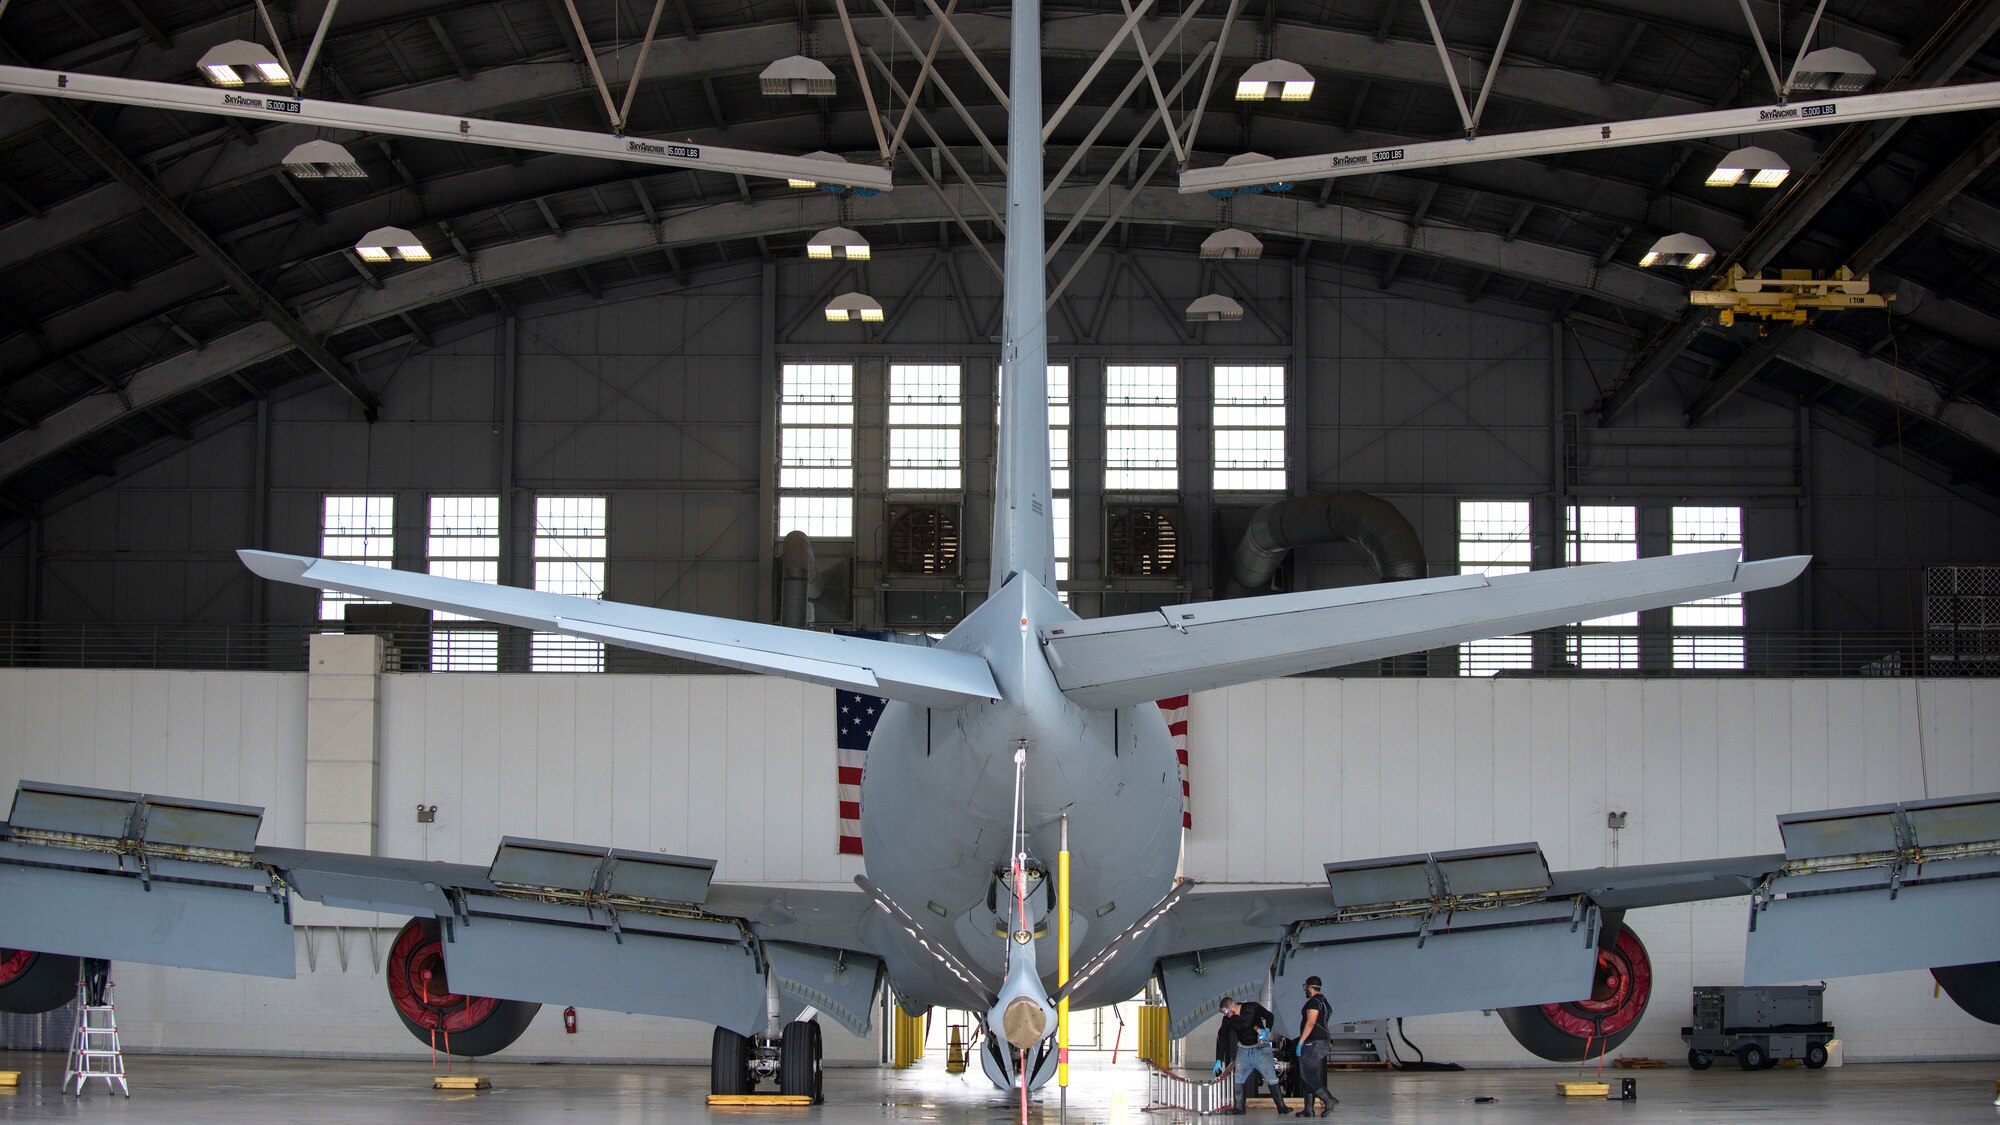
[835,690,883,855]
[1158,695,1191,829]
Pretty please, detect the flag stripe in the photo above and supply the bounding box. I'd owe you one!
[1156,694,1191,830]
[835,687,886,854]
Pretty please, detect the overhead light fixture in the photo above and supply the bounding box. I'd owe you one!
[1639,232,1714,270]
[283,140,366,179]
[198,40,292,87]
[1200,228,1263,260]
[806,226,870,260]
[1235,59,1314,102]
[1791,47,1874,94]
[824,291,883,322]
[1706,146,1789,188]
[354,226,431,263]
[788,151,850,191]
[761,55,837,96]
[1185,294,1244,322]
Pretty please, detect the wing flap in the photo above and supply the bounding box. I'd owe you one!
[241,550,997,707]
[1045,550,1809,708]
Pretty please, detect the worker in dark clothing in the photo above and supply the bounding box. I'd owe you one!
[1294,976,1337,1116]
[1213,994,1290,1116]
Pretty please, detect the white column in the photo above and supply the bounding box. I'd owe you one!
[303,633,382,855]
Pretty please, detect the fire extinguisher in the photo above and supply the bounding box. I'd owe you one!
[563,1006,578,1034]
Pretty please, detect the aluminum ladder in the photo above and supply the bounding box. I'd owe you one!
[63,965,129,1098]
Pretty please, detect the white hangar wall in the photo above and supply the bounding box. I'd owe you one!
[2,668,1997,1064]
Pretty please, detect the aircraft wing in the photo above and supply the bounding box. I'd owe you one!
[0,779,895,1038]
[1148,791,2000,1041]
[240,550,998,708]
[1041,549,1809,709]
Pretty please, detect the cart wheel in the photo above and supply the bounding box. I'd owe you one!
[1686,1049,1712,1070]
[1760,1056,1780,1069]
[1804,1043,1827,1069]
[1738,1043,1765,1071]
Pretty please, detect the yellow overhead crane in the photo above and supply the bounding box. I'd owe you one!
[1690,265,1891,328]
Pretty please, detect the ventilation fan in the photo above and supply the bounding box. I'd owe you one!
[886,504,961,576]
[1106,506,1180,577]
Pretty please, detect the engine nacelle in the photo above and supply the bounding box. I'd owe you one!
[385,919,540,1056]
[1498,926,1654,1062]
[0,948,80,1014]
[1932,962,2000,1025]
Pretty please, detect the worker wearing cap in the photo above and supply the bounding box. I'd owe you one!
[1294,976,1337,1116]
[1213,994,1290,1115]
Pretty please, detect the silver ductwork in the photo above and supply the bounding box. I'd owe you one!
[779,531,824,627]
[1225,492,1425,597]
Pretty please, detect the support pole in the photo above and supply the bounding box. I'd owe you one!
[1058,815,1071,1089]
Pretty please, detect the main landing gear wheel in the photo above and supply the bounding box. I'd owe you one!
[384,919,539,1056]
[1497,927,1654,1061]
[0,949,81,1015]
[711,1026,752,1096]
[779,1020,823,1101]
[1737,1043,1767,1071]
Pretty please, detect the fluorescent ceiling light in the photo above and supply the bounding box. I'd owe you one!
[1185,293,1244,322]
[1235,59,1314,102]
[1639,232,1715,270]
[760,55,837,96]
[806,226,870,260]
[789,150,849,191]
[355,226,430,263]
[1706,146,1789,188]
[1792,47,1874,94]
[1199,228,1263,260]
[824,291,884,322]
[283,140,365,179]
[197,40,291,87]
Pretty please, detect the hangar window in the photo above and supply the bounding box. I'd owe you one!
[889,363,963,490]
[1105,364,1178,491]
[778,362,855,538]
[1212,365,1286,492]
[319,495,394,621]
[427,496,499,671]
[1672,505,1745,669]
[1566,505,1638,670]
[1458,500,1532,675]
[533,496,607,672]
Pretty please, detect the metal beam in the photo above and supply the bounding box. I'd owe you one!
[1684,324,1797,425]
[0,64,894,192]
[30,95,380,420]
[1179,79,2000,193]
[1847,117,2000,275]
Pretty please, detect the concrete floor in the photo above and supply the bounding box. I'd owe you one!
[1,1052,1996,1122]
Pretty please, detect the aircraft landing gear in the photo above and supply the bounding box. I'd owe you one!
[709,1021,823,1103]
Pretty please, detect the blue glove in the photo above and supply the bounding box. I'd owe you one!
[1257,1027,1270,1044]
[1212,1060,1224,1077]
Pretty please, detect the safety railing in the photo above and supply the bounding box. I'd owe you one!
[0,621,1991,678]
[1143,1062,1233,1115]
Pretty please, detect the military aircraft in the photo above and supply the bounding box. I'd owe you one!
[4,0,1997,1102]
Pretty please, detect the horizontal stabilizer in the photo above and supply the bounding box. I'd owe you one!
[1043,549,1808,708]
[240,550,998,707]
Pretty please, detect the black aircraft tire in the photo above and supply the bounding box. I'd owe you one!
[1687,1049,1712,1070]
[0,950,80,1015]
[712,1026,752,1096]
[1931,962,2000,1025]
[780,1021,822,1100]
[1496,1004,1644,1062]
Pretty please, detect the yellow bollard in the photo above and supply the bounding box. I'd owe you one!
[1135,1005,1170,1068]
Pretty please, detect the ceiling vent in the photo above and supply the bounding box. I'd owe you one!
[886,504,961,576]
[1106,506,1181,577]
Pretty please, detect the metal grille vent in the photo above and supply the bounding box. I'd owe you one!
[886,505,960,575]
[1106,506,1180,577]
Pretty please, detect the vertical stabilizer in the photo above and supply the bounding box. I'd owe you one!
[989,0,1056,594]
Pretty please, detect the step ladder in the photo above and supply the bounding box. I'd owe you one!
[63,967,129,1098]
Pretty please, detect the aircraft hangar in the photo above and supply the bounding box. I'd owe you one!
[1,0,1998,1120]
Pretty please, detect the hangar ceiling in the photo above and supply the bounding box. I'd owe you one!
[2,0,1999,526]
